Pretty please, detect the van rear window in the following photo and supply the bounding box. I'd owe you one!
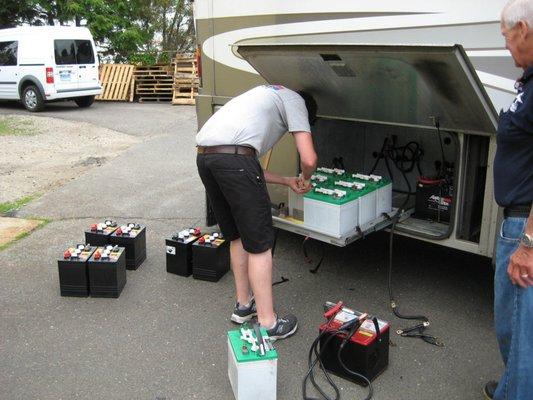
[54,40,95,65]
[75,40,95,64]
[0,41,18,66]
[54,40,76,65]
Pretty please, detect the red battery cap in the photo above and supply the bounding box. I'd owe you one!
[194,228,201,236]
[116,228,122,235]
[63,250,71,259]
[198,236,205,244]
[90,224,97,231]
[94,251,101,260]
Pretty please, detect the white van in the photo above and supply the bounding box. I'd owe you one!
[0,26,101,111]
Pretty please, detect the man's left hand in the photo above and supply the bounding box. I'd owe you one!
[508,245,533,288]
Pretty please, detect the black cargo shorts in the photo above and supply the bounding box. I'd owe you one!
[196,152,275,254]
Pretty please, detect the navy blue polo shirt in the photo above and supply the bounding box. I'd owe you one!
[493,66,533,207]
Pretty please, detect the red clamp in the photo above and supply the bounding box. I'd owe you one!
[90,224,97,232]
[194,228,201,236]
[63,250,71,259]
[198,236,205,244]
[324,301,344,319]
[115,228,122,236]
[94,251,101,260]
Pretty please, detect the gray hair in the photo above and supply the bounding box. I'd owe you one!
[501,0,533,29]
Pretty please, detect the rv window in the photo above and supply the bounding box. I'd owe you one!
[54,40,76,65]
[0,41,18,66]
[75,40,94,64]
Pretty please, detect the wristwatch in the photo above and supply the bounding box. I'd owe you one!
[520,232,533,248]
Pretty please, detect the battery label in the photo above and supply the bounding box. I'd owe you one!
[166,246,176,255]
[360,319,388,334]
[334,310,357,324]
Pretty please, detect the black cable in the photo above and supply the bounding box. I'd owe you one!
[337,345,373,400]
[303,317,374,400]
[387,212,444,346]
[303,236,326,274]
[303,317,341,400]
[433,117,447,178]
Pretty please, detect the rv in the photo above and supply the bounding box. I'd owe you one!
[191,0,520,259]
[0,26,101,111]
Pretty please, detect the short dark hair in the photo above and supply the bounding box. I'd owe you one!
[297,91,318,126]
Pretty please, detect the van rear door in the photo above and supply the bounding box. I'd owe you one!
[53,39,79,93]
[75,40,99,90]
[235,44,498,136]
[0,40,19,99]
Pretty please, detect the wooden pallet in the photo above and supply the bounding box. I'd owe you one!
[133,65,174,102]
[172,56,198,106]
[96,64,135,101]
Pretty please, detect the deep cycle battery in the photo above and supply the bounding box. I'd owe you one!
[414,177,453,223]
[85,220,118,246]
[108,223,146,270]
[88,245,127,298]
[166,227,202,276]
[192,232,230,282]
[318,303,389,385]
[57,244,97,297]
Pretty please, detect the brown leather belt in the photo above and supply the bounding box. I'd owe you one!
[504,204,531,218]
[197,145,256,156]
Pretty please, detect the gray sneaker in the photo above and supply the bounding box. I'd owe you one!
[266,314,298,341]
[230,298,257,324]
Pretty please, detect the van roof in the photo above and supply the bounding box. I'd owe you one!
[0,26,93,38]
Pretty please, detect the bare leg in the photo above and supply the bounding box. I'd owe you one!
[230,238,251,305]
[248,249,276,328]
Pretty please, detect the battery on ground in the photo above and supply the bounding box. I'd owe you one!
[318,310,389,384]
[85,220,118,246]
[57,244,97,297]
[166,228,202,276]
[88,246,127,298]
[192,232,229,282]
[227,328,277,400]
[108,223,146,270]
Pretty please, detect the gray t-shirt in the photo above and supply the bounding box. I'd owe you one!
[196,85,311,157]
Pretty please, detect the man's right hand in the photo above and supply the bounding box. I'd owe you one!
[296,176,312,193]
[286,176,312,194]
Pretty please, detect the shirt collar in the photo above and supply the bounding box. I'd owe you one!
[520,66,533,83]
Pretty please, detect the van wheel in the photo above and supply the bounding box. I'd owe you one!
[74,95,95,108]
[22,85,45,112]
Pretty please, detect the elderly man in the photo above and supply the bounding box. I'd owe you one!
[484,1,533,399]
[196,85,318,340]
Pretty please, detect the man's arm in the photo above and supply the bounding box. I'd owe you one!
[263,170,309,194]
[508,204,533,287]
[293,131,318,181]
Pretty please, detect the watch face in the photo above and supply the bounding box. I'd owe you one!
[521,233,533,248]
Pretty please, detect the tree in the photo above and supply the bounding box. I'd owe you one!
[148,0,195,54]
[1,0,195,62]
[0,1,39,29]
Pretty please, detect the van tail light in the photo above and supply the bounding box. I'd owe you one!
[46,67,54,84]
[195,45,202,85]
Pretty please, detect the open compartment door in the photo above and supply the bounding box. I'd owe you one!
[235,44,499,246]
[235,44,498,135]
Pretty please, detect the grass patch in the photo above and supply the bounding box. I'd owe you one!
[0,193,41,215]
[0,217,51,252]
[0,116,35,136]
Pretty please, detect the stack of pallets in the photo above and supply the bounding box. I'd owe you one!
[172,55,199,105]
[96,64,135,102]
[133,65,174,102]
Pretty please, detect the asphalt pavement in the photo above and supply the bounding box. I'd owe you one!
[0,101,501,400]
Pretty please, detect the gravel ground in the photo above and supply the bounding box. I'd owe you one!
[0,114,139,204]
